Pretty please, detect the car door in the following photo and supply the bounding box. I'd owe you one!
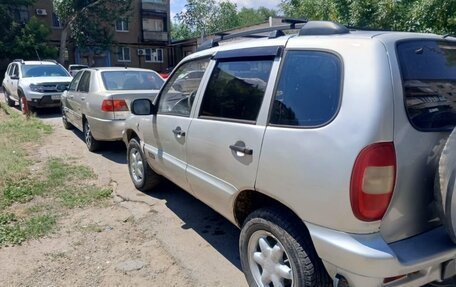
[9,64,19,99]
[63,71,84,128]
[185,47,279,220]
[142,57,210,191]
[73,71,91,127]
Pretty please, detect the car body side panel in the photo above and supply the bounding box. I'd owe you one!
[255,38,394,234]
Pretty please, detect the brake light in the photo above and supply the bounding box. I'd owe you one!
[101,99,128,112]
[350,142,396,221]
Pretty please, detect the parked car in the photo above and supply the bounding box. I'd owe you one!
[68,64,88,77]
[61,67,164,151]
[123,20,456,287]
[159,66,174,79]
[2,59,72,114]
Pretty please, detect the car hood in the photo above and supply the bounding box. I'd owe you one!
[20,77,73,85]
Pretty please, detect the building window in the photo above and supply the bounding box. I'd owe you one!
[143,18,164,32]
[117,47,131,62]
[52,12,63,28]
[145,48,163,63]
[116,18,129,32]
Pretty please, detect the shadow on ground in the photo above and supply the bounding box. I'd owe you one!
[144,179,242,270]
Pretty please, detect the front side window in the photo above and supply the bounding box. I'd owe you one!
[117,47,131,62]
[145,48,163,63]
[199,59,273,122]
[77,71,91,93]
[158,58,210,117]
[21,65,69,78]
[398,40,456,131]
[270,51,342,127]
[68,71,83,91]
[116,18,129,32]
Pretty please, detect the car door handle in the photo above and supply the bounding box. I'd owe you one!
[81,97,86,101]
[68,95,74,99]
[172,127,185,137]
[229,143,253,155]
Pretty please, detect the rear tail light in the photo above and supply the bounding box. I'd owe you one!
[350,142,396,221]
[101,99,128,112]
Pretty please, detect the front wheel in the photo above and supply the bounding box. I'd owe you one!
[239,208,331,287]
[83,120,100,152]
[127,138,160,191]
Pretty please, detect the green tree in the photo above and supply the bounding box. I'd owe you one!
[280,0,456,34]
[0,0,37,59]
[53,0,132,64]
[173,0,278,41]
[14,16,58,59]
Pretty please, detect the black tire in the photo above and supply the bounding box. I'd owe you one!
[4,89,15,107]
[61,106,74,130]
[240,208,331,287]
[83,120,100,152]
[127,138,160,191]
[18,94,31,116]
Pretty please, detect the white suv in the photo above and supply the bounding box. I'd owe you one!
[123,20,456,287]
[2,59,72,114]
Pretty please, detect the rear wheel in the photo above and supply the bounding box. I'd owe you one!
[4,89,15,107]
[83,120,100,152]
[240,208,331,287]
[127,138,160,191]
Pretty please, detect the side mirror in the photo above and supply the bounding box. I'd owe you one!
[131,99,157,115]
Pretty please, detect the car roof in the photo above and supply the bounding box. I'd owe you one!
[185,29,446,62]
[88,67,159,72]
[17,61,59,65]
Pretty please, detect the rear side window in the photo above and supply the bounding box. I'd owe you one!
[398,40,456,131]
[200,59,273,122]
[270,51,342,127]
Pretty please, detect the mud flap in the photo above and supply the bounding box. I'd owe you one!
[436,128,456,244]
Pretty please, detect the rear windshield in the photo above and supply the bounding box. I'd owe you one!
[22,65,69,78]
[101,71,164,90]
[398,40,456,131]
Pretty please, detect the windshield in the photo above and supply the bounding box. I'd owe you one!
[398,39,456,131]
[22,65,70,78]
[101,71,164,90]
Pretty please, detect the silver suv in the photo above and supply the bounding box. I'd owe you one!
[2,59,72,114]
[123,21,456,287]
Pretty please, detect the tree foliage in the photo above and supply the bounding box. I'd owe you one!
[0,0,54,60]
[173,0,277,41]
[53,0,132,64]
[280,0,456,34]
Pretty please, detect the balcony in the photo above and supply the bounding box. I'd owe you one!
[142,2,167,14]
[143,31,168,42]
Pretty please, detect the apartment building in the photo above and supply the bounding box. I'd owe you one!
[11,0,171,72]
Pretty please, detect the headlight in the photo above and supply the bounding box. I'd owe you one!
[30,84,44,93]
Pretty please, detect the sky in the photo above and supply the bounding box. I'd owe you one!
[170,0,282,20]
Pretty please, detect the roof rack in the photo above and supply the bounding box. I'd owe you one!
[13,59,24,64]
[197,19,349,51]
[197,18,309,51]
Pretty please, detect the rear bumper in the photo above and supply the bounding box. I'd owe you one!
[307,223,456,286]
[86,116,124,141]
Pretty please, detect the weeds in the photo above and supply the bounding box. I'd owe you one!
[0,105,111,246]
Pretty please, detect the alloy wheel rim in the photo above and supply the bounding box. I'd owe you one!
[248,230,293,287]
[129,147,144,183]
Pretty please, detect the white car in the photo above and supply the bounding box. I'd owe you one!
[68,64,88,77]
[2,59,72,114]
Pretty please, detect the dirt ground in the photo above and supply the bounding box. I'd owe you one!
[0,102,247,286]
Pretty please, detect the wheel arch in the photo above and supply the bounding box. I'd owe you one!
[233,190,308,232]
[124,129,139,144]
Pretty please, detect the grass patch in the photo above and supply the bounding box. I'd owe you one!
[0,104,111,246]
